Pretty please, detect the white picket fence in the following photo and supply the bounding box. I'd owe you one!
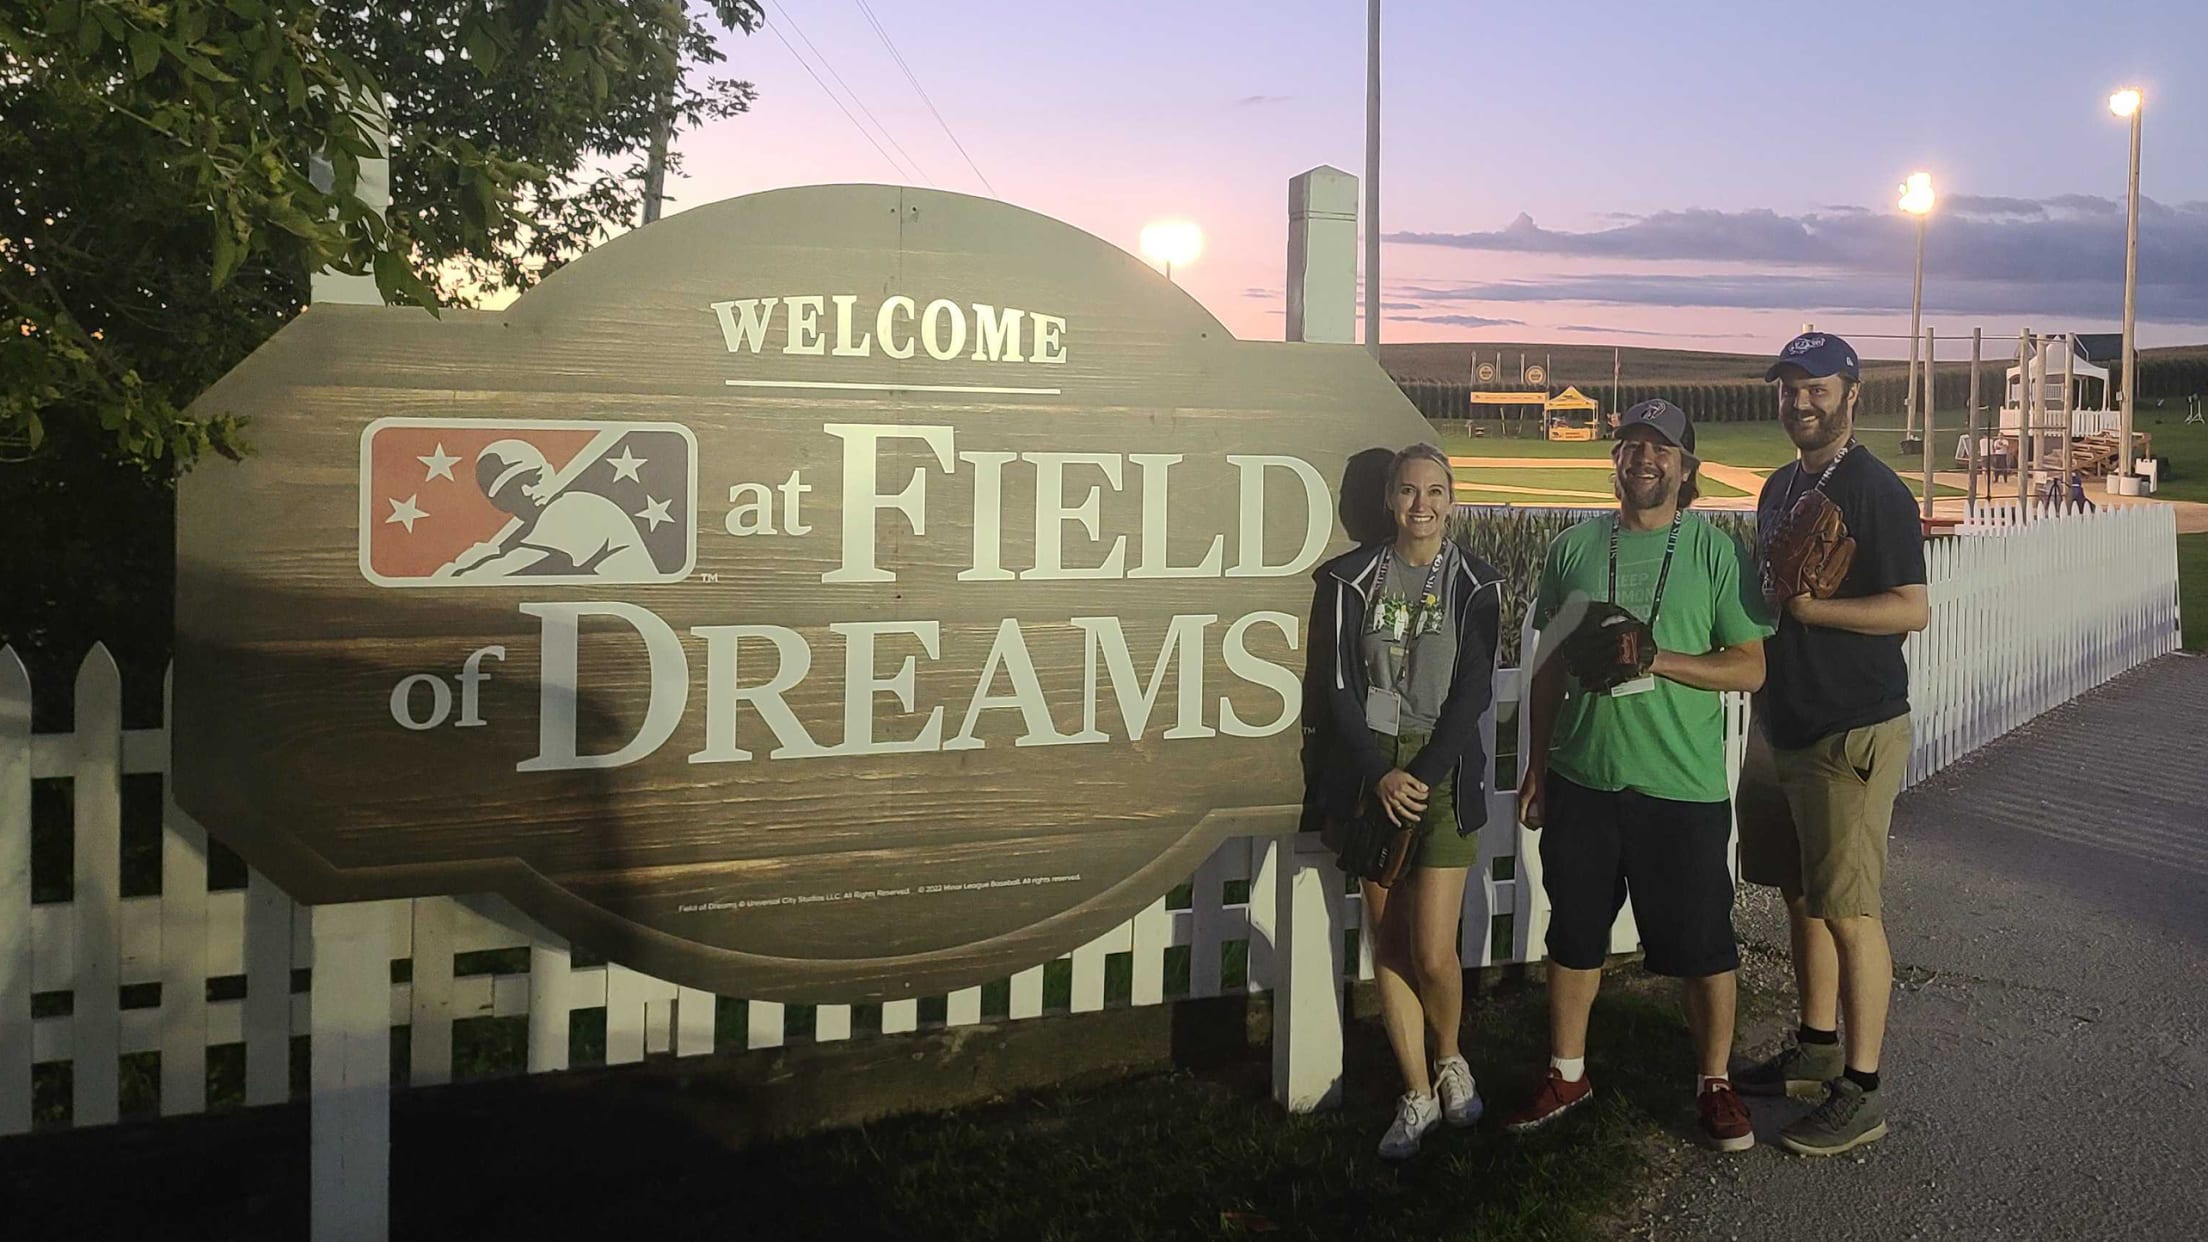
[0,505,2183,1136]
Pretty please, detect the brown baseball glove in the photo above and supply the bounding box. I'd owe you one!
[1762,489,1856,604]
[1563,600,1657,693]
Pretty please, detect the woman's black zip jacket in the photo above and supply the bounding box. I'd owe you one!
[1299,540,1504,838]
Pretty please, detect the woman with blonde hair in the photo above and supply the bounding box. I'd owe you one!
[1301,443,1504,1159]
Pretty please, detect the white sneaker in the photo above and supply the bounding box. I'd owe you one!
[1378,1090,1441,1160]
[1434,1055,1484,1128]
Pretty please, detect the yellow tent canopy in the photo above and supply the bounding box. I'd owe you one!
[1544,386,1598,412]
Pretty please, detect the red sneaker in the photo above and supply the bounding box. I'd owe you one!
[1503,1068,1594,1133]
[1698,1079,1755,1152]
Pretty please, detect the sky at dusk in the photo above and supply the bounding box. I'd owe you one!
[654,0,2208,359]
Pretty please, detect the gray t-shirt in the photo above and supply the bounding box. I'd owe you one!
[1359,543,1460,733]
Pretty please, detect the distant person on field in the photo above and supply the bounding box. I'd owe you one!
[2068,471,2097,513]
[1301,444,1505,1160]
[1506,400,1771,1154]
[1736,332,1930,1157]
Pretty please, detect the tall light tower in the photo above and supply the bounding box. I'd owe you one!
[2110,88,2144,490]
[1139,220,1204,284]
[1898,172,1935,446]
[1364,0,1381,358]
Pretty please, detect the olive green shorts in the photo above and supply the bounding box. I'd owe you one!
[1376,729,1479,871]
[1737,715,1911,919]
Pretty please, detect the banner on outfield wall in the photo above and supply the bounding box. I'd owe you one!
[173,184,1432,1000]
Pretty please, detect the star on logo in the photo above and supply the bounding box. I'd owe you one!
[385,495,429,533]
[607,445,647,483]
[634,496,673,531]
[418,444,461,482]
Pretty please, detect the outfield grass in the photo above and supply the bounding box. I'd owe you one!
[1454,466,1747,501]
[1436,421,1965,499]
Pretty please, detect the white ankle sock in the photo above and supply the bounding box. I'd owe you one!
[1698,1074,1730,1094]
[1551,1055,1585,1083]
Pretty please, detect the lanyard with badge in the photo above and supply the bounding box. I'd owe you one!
[1603,511,1684,698]
[1364,546,1448,736]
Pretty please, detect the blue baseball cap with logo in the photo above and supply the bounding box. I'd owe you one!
[1765,332,1860,381]
[1617,398,1695,454]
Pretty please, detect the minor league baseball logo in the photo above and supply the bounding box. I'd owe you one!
[358,418,698,588]
[1789,335,1826,354]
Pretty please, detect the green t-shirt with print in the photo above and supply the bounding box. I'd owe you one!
[1532,511,1773,804]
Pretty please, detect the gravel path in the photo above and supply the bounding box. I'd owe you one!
[1630,654,2208,1241]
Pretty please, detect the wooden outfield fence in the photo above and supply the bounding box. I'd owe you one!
[0,505,2181,1136]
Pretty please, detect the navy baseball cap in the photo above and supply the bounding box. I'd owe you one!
[1765,332,1860,381]
[1617,398,1695,454]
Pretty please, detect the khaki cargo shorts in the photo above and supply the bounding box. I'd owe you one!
[1736,715,1911,919]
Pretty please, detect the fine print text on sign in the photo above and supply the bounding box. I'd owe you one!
[174,185,1433,1000]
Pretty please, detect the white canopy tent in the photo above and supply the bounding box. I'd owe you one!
[2001,334,2116,434]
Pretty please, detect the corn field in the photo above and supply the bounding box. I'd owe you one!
[1397,352,2208,428]
[1448,506,1757,666]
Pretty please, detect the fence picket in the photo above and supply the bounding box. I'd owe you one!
[0,648,32,1136]
[880,998,917,1034]
[158,788,210,1116]
[526,938,572,1072]
[674,986,715,1056]
[407,898,456,1086]
[71,646,123,1127]
[604,964,651,1063]
[1006,967,1045,1020]
[242,863,294,1107]
[1187,847,1231,998]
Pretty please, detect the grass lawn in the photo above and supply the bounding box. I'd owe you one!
[2134,408,2208,504]
[684,968,1761,1241]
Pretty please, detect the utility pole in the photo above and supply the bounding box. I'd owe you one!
[1363,0,1381,359]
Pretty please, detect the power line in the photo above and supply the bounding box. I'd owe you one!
[771,3,935,187]
[763,14,916,183]
[851,0,997,198]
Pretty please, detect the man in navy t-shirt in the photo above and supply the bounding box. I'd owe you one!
[1735,332,1930,1158]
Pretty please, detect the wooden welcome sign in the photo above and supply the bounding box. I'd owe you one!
[173,185,1431,1001]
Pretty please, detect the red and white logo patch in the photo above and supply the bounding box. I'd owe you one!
[358,418,697,587]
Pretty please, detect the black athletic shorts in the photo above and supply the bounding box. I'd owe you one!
[1540,773,1739,979]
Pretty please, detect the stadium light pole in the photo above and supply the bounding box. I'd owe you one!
[2110,88,2144,489]
[1139,220,1204,284]
[1898,172,1935,444]
[1364,0,1381,358]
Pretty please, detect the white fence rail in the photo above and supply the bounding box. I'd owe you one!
[0,506,2182,1135]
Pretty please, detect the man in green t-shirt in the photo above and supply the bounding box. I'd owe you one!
[1502,400,1774,1153]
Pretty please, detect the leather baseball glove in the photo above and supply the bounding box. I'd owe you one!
[1761,489,1856,604]
[1563,600,1657,693]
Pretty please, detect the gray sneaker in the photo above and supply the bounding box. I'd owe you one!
[1378,1090,1442,1160]
[1737,1040,1844,1100]
[1779,1077,1889,1157]
[1433,1056,1484,1128]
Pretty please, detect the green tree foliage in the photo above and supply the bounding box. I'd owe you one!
[1,0,762,722]
[2,0,762,470]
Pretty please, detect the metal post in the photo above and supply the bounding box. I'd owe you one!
[2049,340,2066,495]
[1906,214,1926,441]
[1922,326,1937,518]
[641,86,673,225]
[2119,102,2142,485]
[2017,330,2032,514]
[1363,0,1380,358]
[1967,328,1982,514]
[1612,347,1621,435]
